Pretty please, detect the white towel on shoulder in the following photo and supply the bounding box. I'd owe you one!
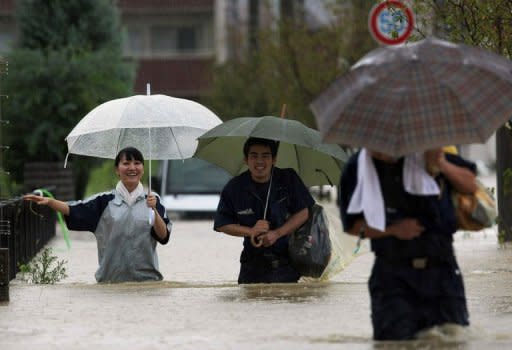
[347,148,440,231]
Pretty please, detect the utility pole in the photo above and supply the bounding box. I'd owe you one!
[248,0,260,53]
[492,12,512,242]
[0,57,9,207]
[496,127,512,242]
[0,58,8,194]
[0,57,9,302]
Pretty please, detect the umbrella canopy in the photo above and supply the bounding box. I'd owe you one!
[310,37,512,156]
[66,94,222,161]
[193,116,348,187]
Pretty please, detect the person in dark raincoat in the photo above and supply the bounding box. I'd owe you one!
[214,137,314,284]
[338,147,477,340]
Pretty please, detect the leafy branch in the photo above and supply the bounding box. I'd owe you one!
[18,247,67,284]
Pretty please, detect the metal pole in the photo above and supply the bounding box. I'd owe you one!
[496,127,512,242]
[147,83,152,194]
[0,248,8,302]
[146,83,154,225]
[0,59,9,302]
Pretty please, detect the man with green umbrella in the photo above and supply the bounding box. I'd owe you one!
[214,137,315,284]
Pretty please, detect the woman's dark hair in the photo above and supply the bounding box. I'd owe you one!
[243,137,278,158]
[115,147,144,167]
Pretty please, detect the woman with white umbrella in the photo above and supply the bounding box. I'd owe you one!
[24,147,172,283]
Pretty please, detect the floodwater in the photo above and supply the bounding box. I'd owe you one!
[2,195,512,349]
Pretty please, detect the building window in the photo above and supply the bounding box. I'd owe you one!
[150,26,198,53]
[177,27,197,51]
[0,31,14,53]
[127,27,145,55]
[123,18,212,58]
[150,26,177,54]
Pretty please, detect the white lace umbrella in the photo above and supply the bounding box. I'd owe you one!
[65,85,222,199]
[66,90,221,162]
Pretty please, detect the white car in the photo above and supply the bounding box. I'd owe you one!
[156,158,231,219]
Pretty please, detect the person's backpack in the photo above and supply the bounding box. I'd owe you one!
[288,203,332,278]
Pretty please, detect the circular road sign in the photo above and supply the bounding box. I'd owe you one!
[369,1,415,45]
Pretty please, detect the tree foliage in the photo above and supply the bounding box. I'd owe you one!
[4,0,134,198]
[203,0,377,128]
[17,0,122,51]
[412,0,512,56]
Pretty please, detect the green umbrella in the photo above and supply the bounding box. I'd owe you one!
[194,116,348,187]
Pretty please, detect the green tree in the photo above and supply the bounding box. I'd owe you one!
[4,0,134,198]
[412,0,512,242]
[203,0,377,128]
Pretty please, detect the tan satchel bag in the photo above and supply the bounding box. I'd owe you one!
[453,180,497,231]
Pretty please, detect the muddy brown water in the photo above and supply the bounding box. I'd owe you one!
[1,197,511,349]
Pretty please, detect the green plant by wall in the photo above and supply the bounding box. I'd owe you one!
[18,247,67,284]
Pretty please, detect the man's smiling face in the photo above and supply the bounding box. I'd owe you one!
[245,144,276,183]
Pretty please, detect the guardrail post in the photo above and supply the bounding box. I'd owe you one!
[0,248,8,302]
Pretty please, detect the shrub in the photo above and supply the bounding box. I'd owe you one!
[18,247,67,284]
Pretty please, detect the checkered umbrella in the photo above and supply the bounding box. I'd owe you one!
[310,37,512,156]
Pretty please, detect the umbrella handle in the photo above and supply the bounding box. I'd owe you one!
[148,207,154,225]
[280,104,287,118]
[147,83,153,224]
[251,235,263,247]
[251,167,273,248]
[263,167,273,220]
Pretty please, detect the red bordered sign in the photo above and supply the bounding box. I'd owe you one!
[369,1,415,45]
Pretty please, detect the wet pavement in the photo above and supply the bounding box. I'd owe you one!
[1,177,512,349]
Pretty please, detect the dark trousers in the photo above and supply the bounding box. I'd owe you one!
[238,252,300,284]
[370,255,469,341]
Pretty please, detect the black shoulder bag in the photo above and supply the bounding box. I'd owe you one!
[288,203,332,278]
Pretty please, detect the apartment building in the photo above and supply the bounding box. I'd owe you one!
[0,0,217,99]
[118,0,215,98]
[0,0,332,99]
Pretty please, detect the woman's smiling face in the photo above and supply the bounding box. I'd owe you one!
[116,156,144,191]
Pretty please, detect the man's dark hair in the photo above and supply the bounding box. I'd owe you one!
[115,147,145,167]
[243,137,278,158]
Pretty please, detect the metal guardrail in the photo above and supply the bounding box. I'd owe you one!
[0,248,8,301]
[0,198,56,281]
